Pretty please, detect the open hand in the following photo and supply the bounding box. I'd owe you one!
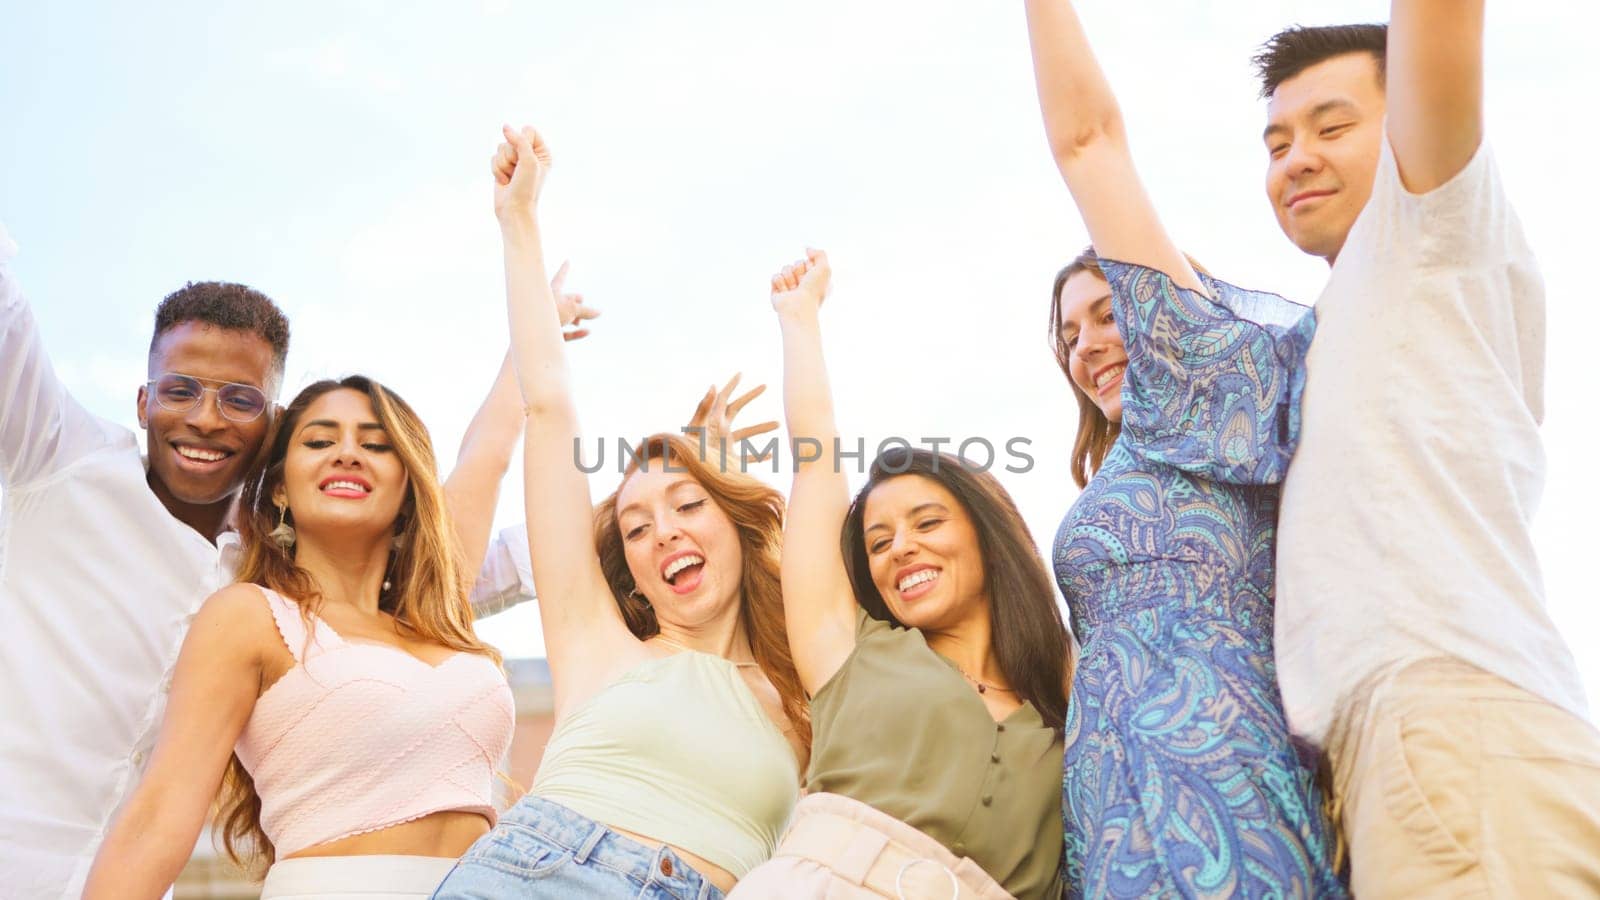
[492,124,552,223]
[685,373,779,464]
[549,261,601,342]
[770,248,831,319]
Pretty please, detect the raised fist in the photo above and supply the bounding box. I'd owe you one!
[491,124,552,222]
[769,248,832,320]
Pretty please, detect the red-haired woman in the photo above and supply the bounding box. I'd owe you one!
[431,127,809,899]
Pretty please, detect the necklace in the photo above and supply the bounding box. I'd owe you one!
[955,664,1016,695]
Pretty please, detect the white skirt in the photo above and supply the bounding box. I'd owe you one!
[259,855,458,899]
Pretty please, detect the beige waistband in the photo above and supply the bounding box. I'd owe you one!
[260,854,457,899]
[772,794,1013,900]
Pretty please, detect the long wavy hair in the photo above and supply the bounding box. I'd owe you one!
[593,433,811,768]
[841,447,1072,734]
[1049,246,1122,488]
[216,375,500,875]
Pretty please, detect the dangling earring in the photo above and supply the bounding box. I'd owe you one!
[383,518,406,594]
[268,503,296,549]
[627,586,649,607]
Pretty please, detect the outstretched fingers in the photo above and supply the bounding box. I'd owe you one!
[726,382,765,420]
[731,421,780,448]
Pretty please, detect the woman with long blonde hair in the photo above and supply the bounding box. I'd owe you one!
[432,127,808,899]
[82,371,531,899]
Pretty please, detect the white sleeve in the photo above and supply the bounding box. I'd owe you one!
[0,224,112,489]
[468,523,536,620]
[1368,131,1514,268]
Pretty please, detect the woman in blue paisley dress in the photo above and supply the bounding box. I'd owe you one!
[1024,1,1346,896]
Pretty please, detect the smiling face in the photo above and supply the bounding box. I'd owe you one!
[862,474,988,631]
[1263,51,1386,263]
[1056,269,1127,424]
[139,322,277,511]
[276,388,408,544]
[615,465,745,630]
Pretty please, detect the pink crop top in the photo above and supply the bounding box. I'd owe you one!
[234,586,515,857]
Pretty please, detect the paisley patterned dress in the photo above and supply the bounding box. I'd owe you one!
[1054,260,1345,898]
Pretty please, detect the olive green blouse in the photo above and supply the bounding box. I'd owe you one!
[806,610,1065,900]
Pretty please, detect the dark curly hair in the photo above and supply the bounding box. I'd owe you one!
[148,281,290,385]
[1253,24,1388,99]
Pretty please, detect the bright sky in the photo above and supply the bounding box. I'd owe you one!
[2,2,1594,703]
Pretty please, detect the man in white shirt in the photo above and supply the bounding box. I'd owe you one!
[1256,6,1600,895]
[0,225,534,898]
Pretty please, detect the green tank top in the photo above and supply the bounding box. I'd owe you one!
[532,651,800,877]
[806,610,1065,899]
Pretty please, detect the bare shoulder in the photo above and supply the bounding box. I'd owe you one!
[189,583,282,654]
[197,582,272,620]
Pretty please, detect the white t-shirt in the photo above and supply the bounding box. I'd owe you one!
[1274,135,1590,747]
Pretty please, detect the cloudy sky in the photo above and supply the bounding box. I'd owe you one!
[3,1,1595,701]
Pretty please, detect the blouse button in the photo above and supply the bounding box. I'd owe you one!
[953,842,966,855]
[981,795,993,806]
[997,724,1006,733]
[660,857,674,877]
[990,752,1000,763]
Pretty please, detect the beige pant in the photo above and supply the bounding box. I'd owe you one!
[1328,658,1600,898]
[729,793,1015,900]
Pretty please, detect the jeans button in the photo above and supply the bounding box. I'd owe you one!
[660,857,674,877]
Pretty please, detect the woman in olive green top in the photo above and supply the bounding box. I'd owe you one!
[729,249,1072,900]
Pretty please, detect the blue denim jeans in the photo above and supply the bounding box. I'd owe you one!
[431,796,725,899]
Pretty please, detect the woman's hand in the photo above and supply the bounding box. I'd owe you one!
[548,261,601,341]
[685,373,780,465]
[492,124,552,227]
[770,248,831,322]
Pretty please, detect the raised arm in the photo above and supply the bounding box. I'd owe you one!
[491,126,633,700]
[0,224,109,489]
[771,249,858,695]
[81,584,269,899]
[450,272,599,614]
[1386,0,1485,193]
[1023,0,1202,292]
[466,373,771,619]
[446,350,523,594]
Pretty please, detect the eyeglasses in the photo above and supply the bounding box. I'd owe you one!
[145,373,270,423]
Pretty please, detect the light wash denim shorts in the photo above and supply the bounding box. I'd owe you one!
[431,795,724,899]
